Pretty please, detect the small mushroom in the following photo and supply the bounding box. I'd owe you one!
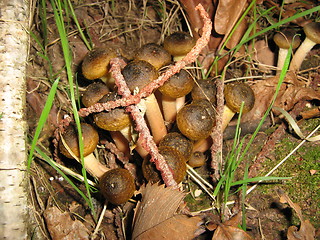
[82,48,117,86]
[59,123,135,205]
[158,69,194,123]
[176,100,216,141]
[163,32,196,61]
[222,82,255,131]
[81,82,110,108]
[273,30,301,73]
[134,43,171,70]
[290,22,320,71]
[159,132,193,161]
[142,146,187,184]
[99,168,135,205]
[123,60,167,144]
[191,78,217,104]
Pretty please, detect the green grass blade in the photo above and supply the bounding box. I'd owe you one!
[27,77,60,170]
[34,146,91,204]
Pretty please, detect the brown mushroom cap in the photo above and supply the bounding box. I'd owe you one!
[273,30,301,49]
[191,79,217,104]
[158,69,194,98]
[82,48,117,80]
[188,151,206,168]
[59,123,99,159]
[81,82,110,107]
[303,22,320,44]
[134,43,171,70]
[224,82,255,114]
[122,60,158,92]
[93,92,131,131]
[99,168,135,205]
[163,32,196,57]
[159,132,193,161]
[142,146,187,184]
[176,101,216,141]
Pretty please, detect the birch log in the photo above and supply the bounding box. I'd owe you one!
[0,0,30,239]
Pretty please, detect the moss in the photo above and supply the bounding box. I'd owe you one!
[258,131,320,228]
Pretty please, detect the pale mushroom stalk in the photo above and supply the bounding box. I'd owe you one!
[289,22,320,71]
[273,30,301,73]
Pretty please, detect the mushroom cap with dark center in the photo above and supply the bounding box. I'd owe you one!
[142,146,187,184]
[273,30,301,49]
[159,132,193,161]
[176,101,216,141]
[224,82,255,113]
[82,48,117,80]
[163,32,196,57]
[59,123,99,159]
[93,92,131,131]
[158,69,194,98]
[134,43,171,70]
[303,22,320,44]
[122,60,158,92]
[81,82,110,107]
[99,168,135,205]
[191,79,217,104]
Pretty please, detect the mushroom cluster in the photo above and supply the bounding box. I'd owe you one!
[58,24,256,205]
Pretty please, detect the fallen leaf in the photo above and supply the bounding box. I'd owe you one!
[132,184,202,240]
[278,190,316,240]
[211,213,253,240]
[44,205,90,240]
[309,169,317,175]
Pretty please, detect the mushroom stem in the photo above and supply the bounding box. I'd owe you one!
[221,104,236,131]
[289,37,316,71]
[144,94,167,143]
[277,48,289,73]
[162,95,179,123]
[77,153,110,179]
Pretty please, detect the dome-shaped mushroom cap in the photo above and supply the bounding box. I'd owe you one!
[163,32,196,57]
[81,82,110,107]
[82,48,117,80]
[158,69,194,98]
[93,92,131,131]
[273,30,301,49]
[122,60,158,92]
[159,132,193,161]
[176,101,216,141]
[142,146,187,184]
[99,168,135,205]
[134,43,171,70]
[191,79,217,104]
[303,22,320,44]
[59,123,99,159]
[224,82,255,113]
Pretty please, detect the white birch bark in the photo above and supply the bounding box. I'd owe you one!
[0,0,30,239]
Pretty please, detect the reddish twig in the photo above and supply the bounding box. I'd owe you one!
[110,57,178,188]
[78,3,212,118]
[210,76,224,181]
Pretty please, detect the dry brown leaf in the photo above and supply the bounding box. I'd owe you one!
[214,0,248,36]
[212,225,253,240]
[211,213,253,240]
[135,214,202,240]
[44,205,90,240]
[249,39,275,71]
[132,184,202,240]
[242,72,320,123]
[279,191,316,240]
